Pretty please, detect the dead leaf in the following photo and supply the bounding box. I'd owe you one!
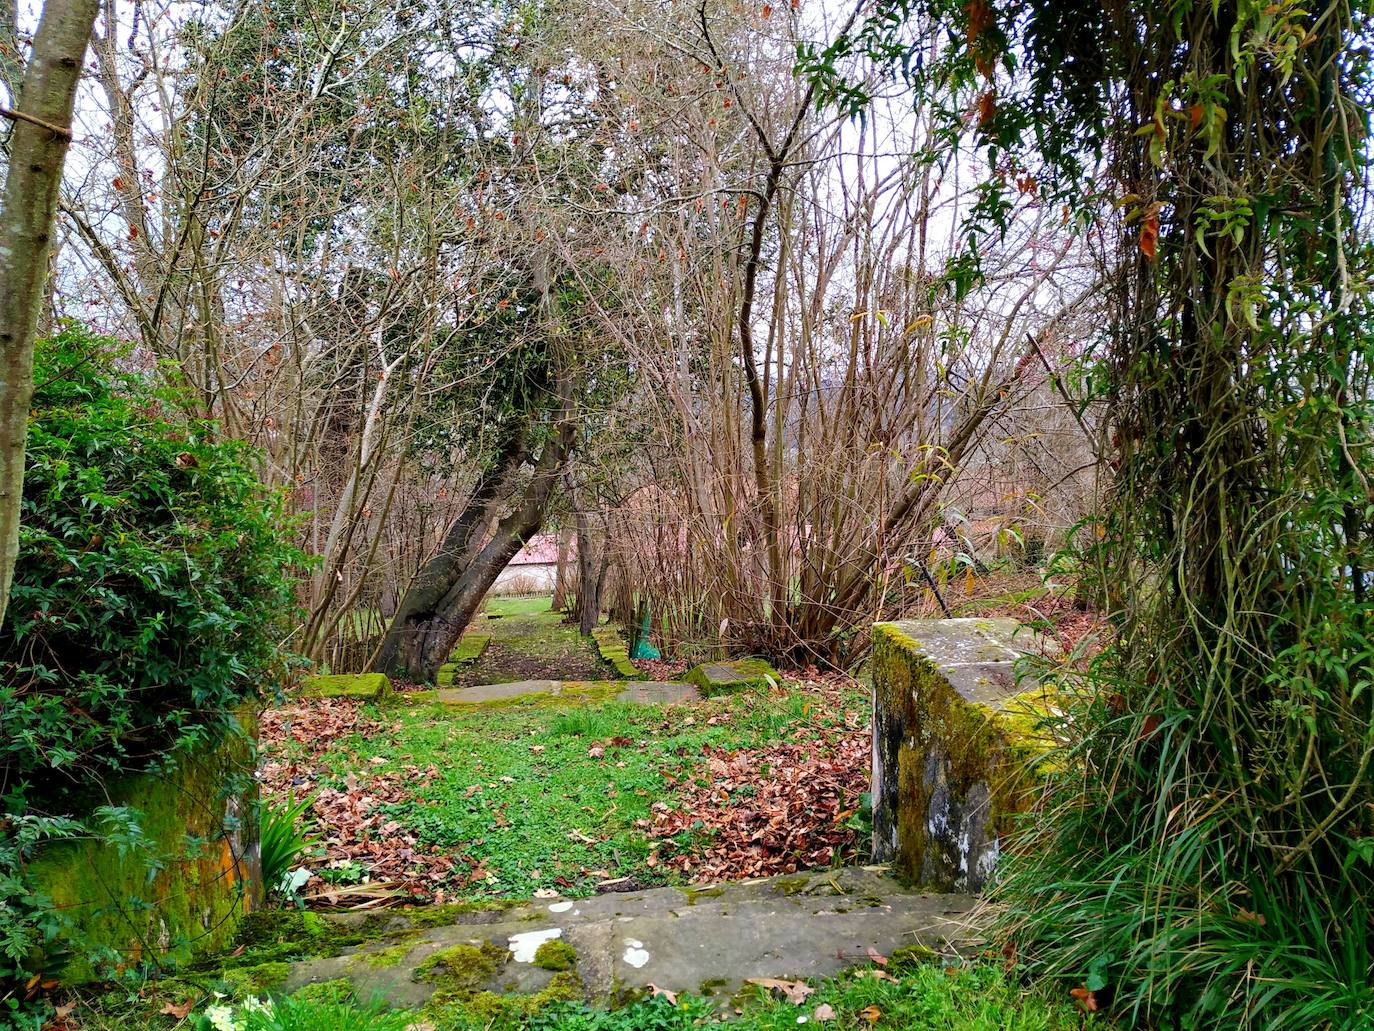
[1140,209,1160,261]
[861,1004,882,1023]
[647,984,678,1005]
[1070,987,1100,1012]
[866,945,888,966]
[159,998,195,1019]
[813,1003,836,1022]
[746,978,814,1005]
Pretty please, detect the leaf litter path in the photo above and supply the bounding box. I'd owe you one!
[280,867,985,1014]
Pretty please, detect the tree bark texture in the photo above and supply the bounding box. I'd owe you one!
[0,0,99,627]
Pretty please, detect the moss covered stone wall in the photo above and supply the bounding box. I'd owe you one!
[27,711,262,981]
[870,619,1056,892]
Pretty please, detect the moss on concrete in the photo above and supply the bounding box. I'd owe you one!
[289,978,354,1005]
[451,972,582,1024]
[682,658,780,696]
[414,940,508,995]
[451,633,492,663]
[870,620,1058,891]
[220,961,291,999]
[679,886,726,905]
[358,942,414,968]
[25,713,261,981]
[591,626,648,680]
[301,672,391,700]
[532,939,578,971]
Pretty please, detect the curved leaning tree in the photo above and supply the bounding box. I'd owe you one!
[812,0,1373,1026]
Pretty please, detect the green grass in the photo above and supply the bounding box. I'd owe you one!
[284,684,867,898]
[69,957,1102,1031]
[501,962,1098,1031]
[484,595,557,617]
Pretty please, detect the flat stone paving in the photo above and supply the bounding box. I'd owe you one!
[432,680,700,705]
[283,866,982,1011]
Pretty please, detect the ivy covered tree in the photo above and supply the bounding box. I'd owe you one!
[815,0,1373,1024]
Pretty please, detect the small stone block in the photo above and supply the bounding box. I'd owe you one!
[301,672,392,700]
[870,618,1057,893]
[449,632,492,664]
[681,658,780,696]
[591,625,648,680]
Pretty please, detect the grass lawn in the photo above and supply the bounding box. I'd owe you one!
[271,683,862,898]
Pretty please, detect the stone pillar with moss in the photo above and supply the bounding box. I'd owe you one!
[26,713,263,981]
[870,618,1058,892]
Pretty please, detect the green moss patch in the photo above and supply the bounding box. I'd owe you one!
[358,942,414,968]
[682,658,780,696]
[533,939,578,971]
[302,672,391,700]
[220,961,291,998]
[591,626,647,680]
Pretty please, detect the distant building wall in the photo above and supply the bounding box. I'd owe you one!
[492,561,558,594]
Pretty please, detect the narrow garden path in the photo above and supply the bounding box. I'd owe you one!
[440,596,610,688]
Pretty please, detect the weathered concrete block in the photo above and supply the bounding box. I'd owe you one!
[27,713,262,980]
[301,672,391,700]
[682,658,780,696]
[870,618,1057,892]
[591,626,648,681]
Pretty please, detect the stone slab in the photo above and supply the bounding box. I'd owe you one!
[280,867,981,1012]
[302,672,392,700]
[614,682,700,704]
[870,619,1058,893]
[682,658,780,696]
[428,680,699,706]
[591,625,647,680]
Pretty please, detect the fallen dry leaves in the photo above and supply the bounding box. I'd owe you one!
[258,699,475,901]
[648,674,869,881]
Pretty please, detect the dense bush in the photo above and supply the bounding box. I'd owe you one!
[0,326,302,1025]
[0,325,302,802]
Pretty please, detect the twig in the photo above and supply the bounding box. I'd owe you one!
[0,105,71,140]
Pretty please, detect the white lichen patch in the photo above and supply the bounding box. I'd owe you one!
[508,927,562,963]
[622,938,650,968]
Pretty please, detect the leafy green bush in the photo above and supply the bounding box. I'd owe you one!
[0,325,302,1025]
[1,325,302,799]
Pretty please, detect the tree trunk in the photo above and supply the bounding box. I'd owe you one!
[573,506,609,637]
[0,0,100,628]
[551,526,572,611]
[374,419,574,682]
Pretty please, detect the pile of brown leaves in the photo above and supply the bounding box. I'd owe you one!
[258,699,473,902]
[647,724,869,882]
[631,657,689,680]
[259,697,390,757]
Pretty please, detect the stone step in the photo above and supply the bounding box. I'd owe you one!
[427,679,700,705]
[283,867,982,1014]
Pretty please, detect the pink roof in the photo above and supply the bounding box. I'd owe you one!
[509,534,564,566]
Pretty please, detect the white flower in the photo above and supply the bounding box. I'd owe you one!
[204,1004,237,1031]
